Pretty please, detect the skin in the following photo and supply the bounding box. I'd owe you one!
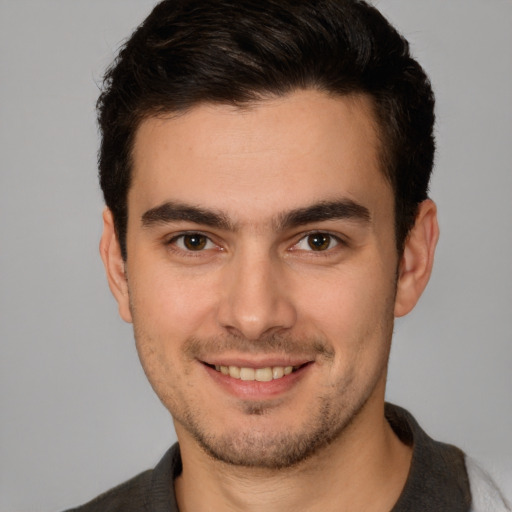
[101,90,439,511]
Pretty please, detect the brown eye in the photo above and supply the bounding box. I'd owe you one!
[307,233,332,251]
[182,234,208,251]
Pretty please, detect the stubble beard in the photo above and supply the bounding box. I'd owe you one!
[132,278,394,470]
[133,303,395,471]
[177,382,380,470]
[170,331,392,470]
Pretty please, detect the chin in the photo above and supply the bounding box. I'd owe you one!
[178,392,372,470]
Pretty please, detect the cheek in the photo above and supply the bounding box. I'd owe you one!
[134,323,195,420]
[128,259,221,340]
[301,268,390,324]
[297,265,396,362]
[128,264,210,406]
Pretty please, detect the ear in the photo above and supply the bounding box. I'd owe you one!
[99,208,133,323]
[394,199,439,317]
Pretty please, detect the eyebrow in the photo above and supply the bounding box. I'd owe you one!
[275,199,371,230]
[141,201,233,230]
[141,199,371,231]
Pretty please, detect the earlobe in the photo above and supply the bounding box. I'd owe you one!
[99,208,133,323]
[394,199,439,318]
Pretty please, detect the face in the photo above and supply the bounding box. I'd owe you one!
[107,90,405,468]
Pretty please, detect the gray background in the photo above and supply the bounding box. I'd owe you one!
[1,1,511,510]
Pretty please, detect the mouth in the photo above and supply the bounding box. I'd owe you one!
[201,359,314,400]
[204,363,306,382]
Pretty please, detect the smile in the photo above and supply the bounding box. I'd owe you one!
[210,364,300,382]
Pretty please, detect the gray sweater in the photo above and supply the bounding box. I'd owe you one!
[64,403,510,511]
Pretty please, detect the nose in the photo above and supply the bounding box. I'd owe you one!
[217,249,297,341]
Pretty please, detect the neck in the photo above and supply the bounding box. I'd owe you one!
[174,398,412,512]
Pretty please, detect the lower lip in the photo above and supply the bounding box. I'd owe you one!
[202,363,311,400]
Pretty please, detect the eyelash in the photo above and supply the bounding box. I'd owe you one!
[292,232,346,254]
[165,232,221,256]
[165,230,346,257]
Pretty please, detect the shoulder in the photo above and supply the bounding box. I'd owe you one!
[63,470,153,512]
[466,456,511,512]
[62,444,182,512]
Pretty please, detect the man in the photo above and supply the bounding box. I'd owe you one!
[67,0,509,510]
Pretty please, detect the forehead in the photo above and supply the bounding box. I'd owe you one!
[129,90,391,224]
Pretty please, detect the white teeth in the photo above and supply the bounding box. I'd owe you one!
[215,364,298,381]
[255,367,273,382]
[272,367,284,379]
[228,366,241,379]
[240,367,255,381]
